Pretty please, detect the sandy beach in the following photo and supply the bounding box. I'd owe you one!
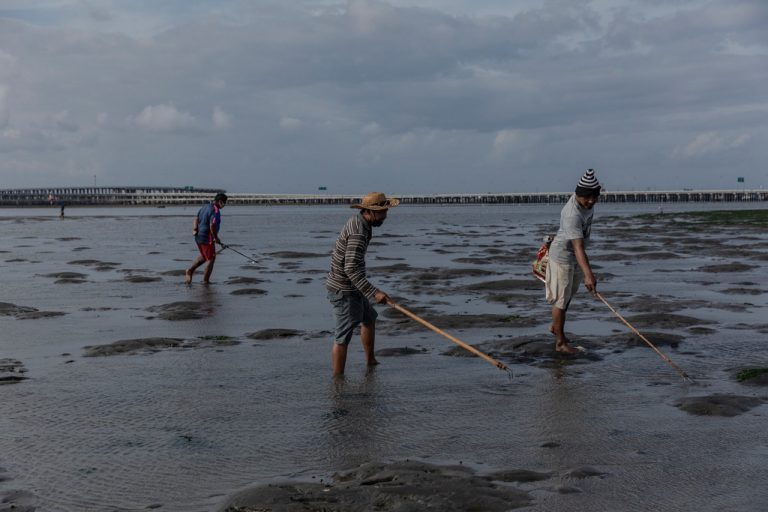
[1,203,767,511]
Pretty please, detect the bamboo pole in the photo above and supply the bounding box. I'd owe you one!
[387,300,509,372]
[596,292,692,383]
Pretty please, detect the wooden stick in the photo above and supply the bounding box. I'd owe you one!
[387,300,509,372]
[596,292,692,382]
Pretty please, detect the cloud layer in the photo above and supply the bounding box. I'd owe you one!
[0,0,766,192]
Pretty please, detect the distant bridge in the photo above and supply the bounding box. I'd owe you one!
[0,187,224,207]
[0,187,767,207]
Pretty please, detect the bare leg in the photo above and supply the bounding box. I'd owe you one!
[361,322,379,367]
[551,306,579,354]
[332,343,348,376]
[186,256,206,284]
[202,258,216,284]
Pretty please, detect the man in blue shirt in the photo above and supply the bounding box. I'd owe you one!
[185,193,227,285]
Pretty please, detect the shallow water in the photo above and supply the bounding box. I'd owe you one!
[1,203,767,511]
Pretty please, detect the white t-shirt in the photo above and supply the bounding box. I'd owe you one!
[548,194,593,265]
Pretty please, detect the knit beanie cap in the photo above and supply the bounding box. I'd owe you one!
[575,169,601,196]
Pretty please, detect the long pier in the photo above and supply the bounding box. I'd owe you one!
[1,187,767,207]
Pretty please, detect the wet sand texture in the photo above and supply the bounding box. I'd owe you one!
[624,313,714,329]
[0,488,35,512]
[0,358,28,384]
[674,394,766,417]
[83,337,185,356]
[734,367,768,386]
[42,271,88,284]
[267,251,327,259]
[246,329,304,340]
[230,288,268,295]
[0,302,66,320]
[145,301,211,320]
[226,276,268,285]
[381,311,539,336]
[83,336,240,356]
[123,275,162,283]
[219,460,532,512]
[374,346,427,357]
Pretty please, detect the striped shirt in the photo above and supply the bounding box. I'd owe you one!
[325,213,378,299]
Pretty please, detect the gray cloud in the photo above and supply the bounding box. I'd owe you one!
[0,0,766,192]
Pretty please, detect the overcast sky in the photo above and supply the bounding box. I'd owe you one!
[0,0,766,193]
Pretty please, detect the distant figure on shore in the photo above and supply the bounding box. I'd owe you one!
[185,193,227,285]
[59,201,66,218]
[325,192,398,377]
[545,169,601,353]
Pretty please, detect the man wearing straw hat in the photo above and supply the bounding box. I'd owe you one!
[545,169,601,354]
[326,192,400,376]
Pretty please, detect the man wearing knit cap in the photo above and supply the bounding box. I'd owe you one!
[326,192,400,376]
[545,169,601,353]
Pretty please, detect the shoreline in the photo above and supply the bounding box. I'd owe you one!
[2,187,768,208]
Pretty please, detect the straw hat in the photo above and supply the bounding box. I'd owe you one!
[350,192,400,210]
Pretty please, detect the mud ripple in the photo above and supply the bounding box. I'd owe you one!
[624,313,714,329]
[219,460,532,512]
[0,302,66,320]
[123,275,162,283]
[463,279,541,292]
[410,268,499,282]
[225,276,268,285]
[487,469,554,483]
[266,251,327,259]
[83,336,240,357]
[403,313,539,332]
[160,269,187,277]
[67,259,121,271]
[443,335,601,367]
[246,329,304,340]
[42,271,88,283]
[145,301,211,321]
[697,262,758,273]
[733,367,768,387]
[0,358,28,384]
[0,489,35,511]
[719,287,763,296]
[230,288,268,296]
[374,346,427,357]
[674,394,765,417]
[370,263,418,274]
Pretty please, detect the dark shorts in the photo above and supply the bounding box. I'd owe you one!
[197,242,216,261]
[327,290,378,345]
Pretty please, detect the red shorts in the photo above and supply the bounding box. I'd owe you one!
[197,242,216,261]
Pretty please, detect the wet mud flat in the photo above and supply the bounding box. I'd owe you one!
[220,460,535,512]
[1,205,768,512]
[215,207,768,512]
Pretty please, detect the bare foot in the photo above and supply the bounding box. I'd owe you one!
[367,359,380,367]
[185,269,193,285]
[555,342,580,354]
